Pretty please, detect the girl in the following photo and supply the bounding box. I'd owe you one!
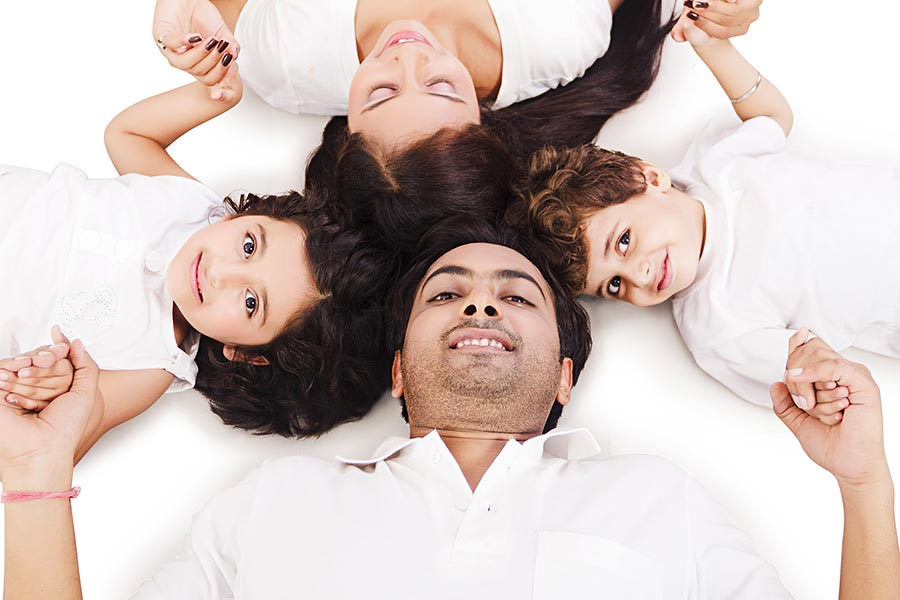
[506,18,900,419]
[0,68,393,460]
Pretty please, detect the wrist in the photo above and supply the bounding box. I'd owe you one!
[837,465,894,498]
[2,452,75,492]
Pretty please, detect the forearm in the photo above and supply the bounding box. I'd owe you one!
[105,81,239,178]
[3,459,82,599]
[838,473,900,599]
[693,39,793,135]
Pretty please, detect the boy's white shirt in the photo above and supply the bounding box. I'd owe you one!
[669,117,900,405]
[0,164,221,392]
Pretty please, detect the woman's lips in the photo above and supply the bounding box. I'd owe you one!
[657,253,673,292]
[378,30,432,58]
[191,253,203,303]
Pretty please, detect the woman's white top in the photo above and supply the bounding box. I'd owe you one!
[234,0,613,115]
[0,164,222,392]
[669,117,900,406]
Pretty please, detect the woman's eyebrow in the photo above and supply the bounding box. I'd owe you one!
[362,92,467,115]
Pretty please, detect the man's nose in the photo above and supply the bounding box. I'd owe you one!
[458,293,503,320]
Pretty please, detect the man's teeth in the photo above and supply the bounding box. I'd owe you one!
[454,338,506,350]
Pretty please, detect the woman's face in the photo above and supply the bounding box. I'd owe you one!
[348,20,481,145]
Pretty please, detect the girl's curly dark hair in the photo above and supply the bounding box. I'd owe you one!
[194,188,397,437]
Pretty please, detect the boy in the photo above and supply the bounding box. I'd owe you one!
[506,29,900,419]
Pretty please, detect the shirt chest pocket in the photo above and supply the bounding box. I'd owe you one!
[533,531,665,600]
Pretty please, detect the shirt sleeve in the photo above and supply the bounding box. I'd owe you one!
[671,117,787,189]
[130,468,261,599]
[683,475,793,599]
[689,327,801,407]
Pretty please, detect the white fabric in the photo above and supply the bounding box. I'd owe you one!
[132,428,790,599]
[234,0,612,115]
[670,117,900,406]
[0,164,222,392]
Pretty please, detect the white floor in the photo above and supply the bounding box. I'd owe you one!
[1,2,899,598]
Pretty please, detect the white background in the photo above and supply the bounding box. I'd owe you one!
[1,1,899,598]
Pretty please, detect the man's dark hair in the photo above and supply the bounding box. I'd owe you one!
[387,216,592,433]
[195,189,396,437]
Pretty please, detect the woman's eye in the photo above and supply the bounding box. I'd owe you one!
[368,83,397,102]
[426,78,455,94]
[617,230,630,254]
[244,290,258,316]
[607,276,622,296]
[242,234,256,259]
[430,291,457,302]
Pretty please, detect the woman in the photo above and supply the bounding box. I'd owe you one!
[153,0,761,252]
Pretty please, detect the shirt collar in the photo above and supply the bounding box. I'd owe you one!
[336,427,602,467]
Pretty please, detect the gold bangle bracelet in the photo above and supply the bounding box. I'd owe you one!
[730,72,763,104]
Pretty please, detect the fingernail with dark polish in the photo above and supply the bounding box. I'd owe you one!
[205,38,218,51]
[188,35,203,44]
[695,1,709,8]
[222,53,233,67]
[683,0,694,7]
[217,40,229,53]
[687,10,699,20]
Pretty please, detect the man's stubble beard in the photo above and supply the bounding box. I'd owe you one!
[401,339,563,434]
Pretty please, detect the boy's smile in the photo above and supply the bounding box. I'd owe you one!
[581,166,707,306]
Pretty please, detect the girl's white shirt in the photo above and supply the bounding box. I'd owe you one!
[0,164,222,392]
[233,0,613,115]
[669,117,900,406]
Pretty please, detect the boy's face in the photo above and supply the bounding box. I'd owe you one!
[167,215,317,351]
[581,166,706,306]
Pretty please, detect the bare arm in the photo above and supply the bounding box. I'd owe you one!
[104,68,242,179]
[691,39,793,136]
[775,333,900,599]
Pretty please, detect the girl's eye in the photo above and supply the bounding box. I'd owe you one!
[430,291,457,302]
[244,290,258,316]
[426,78,455,94]
[242,234,256,259]
[607,276,622,296]
[617,230,630,254]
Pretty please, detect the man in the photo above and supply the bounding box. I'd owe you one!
[2,224,898,598]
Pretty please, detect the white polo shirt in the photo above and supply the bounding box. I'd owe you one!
[132,428,790,598]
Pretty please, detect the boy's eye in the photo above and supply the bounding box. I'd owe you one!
[607,276,622,296]
[617,231,630,254]
[242,234,256,259]
[429,291,457,302]
[244,290,258,316]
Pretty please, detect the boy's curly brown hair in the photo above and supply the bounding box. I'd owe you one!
[505,145,648,294]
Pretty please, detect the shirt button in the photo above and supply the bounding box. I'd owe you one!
[114,240,137,261]
[145,251,165,273]
[455,499,470,511]
[430,451,441,464]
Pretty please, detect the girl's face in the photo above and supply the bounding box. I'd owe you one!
[348,20,480,145]
[581,167,706,306]
[167,215,316,349]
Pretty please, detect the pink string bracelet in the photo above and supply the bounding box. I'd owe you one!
[1,486,80,503]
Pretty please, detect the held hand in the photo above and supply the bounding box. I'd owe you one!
[675,0,761,42]
[774,340,888,489]
[0,326,73,412]
[153,0,240,89]
[0,339,99,478]
[784,329,851,425]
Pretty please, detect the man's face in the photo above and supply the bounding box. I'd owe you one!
[393,243,573,435]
